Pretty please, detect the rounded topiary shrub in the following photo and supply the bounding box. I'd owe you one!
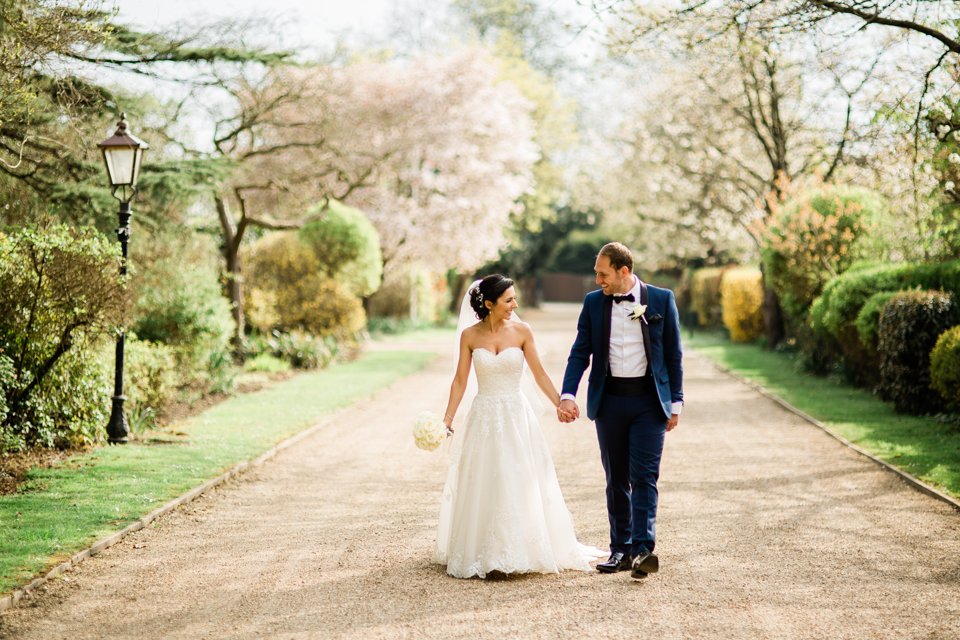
[878,290,959,414]
[930,326,960,411]
[299,199,382,298]
[720,266,764,342]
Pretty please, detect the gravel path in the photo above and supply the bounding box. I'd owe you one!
[2,303,959,640]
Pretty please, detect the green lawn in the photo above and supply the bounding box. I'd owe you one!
[0,349,434,595]
[687,332,960,498]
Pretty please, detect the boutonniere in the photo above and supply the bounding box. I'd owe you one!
[628,303,648,324]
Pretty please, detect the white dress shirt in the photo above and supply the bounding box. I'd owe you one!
[562,275,682,415]
[609,275,647,378]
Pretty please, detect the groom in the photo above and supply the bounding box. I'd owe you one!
[558,242,683,580]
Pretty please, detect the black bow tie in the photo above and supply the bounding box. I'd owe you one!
[613,293,635,304]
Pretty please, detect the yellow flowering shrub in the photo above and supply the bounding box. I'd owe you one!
[720,267,765,343]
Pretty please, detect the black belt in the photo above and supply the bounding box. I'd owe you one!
[604,375,652,396]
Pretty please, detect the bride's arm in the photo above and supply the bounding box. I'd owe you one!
[442,331,473,429]
[519,324,561,408]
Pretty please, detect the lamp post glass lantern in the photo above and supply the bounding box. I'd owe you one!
[98,113,148,444]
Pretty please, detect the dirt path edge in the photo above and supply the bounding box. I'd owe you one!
[0,405,352,613]
[703,356,960,513]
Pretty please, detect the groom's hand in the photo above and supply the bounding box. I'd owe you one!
[667,414,679,431]
[558,399,579,423]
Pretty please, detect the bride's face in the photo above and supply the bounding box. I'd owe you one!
[486,286,519,320]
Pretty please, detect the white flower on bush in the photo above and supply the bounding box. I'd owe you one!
[953,131,960,143]
[413,411,450,451]
[946,181,956,192]
[937,124,951,137]
[949,153,960,165]
[929,102,950,118]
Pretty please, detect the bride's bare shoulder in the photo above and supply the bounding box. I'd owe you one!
[509,319,534,337]
[460,323,483,345]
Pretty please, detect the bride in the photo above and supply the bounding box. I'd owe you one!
[434,274,603,579]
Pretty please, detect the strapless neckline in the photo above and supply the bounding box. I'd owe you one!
[473,346,522,357]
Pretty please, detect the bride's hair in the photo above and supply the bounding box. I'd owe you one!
[469,274,515,320]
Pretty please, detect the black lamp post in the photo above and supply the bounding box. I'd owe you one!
[97,113,149,444]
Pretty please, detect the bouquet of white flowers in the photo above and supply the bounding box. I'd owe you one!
[413,411,451,451]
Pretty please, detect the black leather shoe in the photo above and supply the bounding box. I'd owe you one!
[596,552,633,573]
[631,551,659,579]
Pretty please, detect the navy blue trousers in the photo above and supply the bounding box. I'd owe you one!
[595,382,667,556]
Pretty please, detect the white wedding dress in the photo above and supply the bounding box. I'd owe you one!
[434,346,603,579]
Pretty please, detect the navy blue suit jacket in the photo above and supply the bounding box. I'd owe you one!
[562,283,683,421]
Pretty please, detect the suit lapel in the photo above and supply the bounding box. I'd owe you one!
[639,280,653,375]
[601,293,613,375]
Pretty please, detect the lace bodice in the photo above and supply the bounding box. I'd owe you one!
[472,347,524,396]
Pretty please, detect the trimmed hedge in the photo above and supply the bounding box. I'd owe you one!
[809,259,960,384]
[878,290,958,414]
[810,259,960,339]
[720,266,764,342]
[930,325,960,411]
[855,291,901,347]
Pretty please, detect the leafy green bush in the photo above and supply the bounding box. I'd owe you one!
[124,336,178,419]
[720,267,764,342]
[246,329,336,370]
[689,266,727,328]
[761,185,886,324]
[878,291,959,413]
[4,347,112,451]
[855,291,901,347]
[930,325,960,411]
[0,353,15,447]
[245,232,366,339]
[300,199,383,298]
[0,224,125,450]
[243,353,292,374]
[131,233,234,383]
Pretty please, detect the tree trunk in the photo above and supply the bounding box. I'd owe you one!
[760,264,785,348]
[225,248,245,351]
[215,195,246,356]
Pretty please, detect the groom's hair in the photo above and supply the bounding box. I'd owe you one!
[598,242,633,273]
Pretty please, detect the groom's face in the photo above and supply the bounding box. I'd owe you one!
[594,255,632,295]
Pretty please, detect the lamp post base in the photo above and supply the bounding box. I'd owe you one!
[106,395,129,444]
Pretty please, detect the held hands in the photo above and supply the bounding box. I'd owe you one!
[557,398,579,423]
